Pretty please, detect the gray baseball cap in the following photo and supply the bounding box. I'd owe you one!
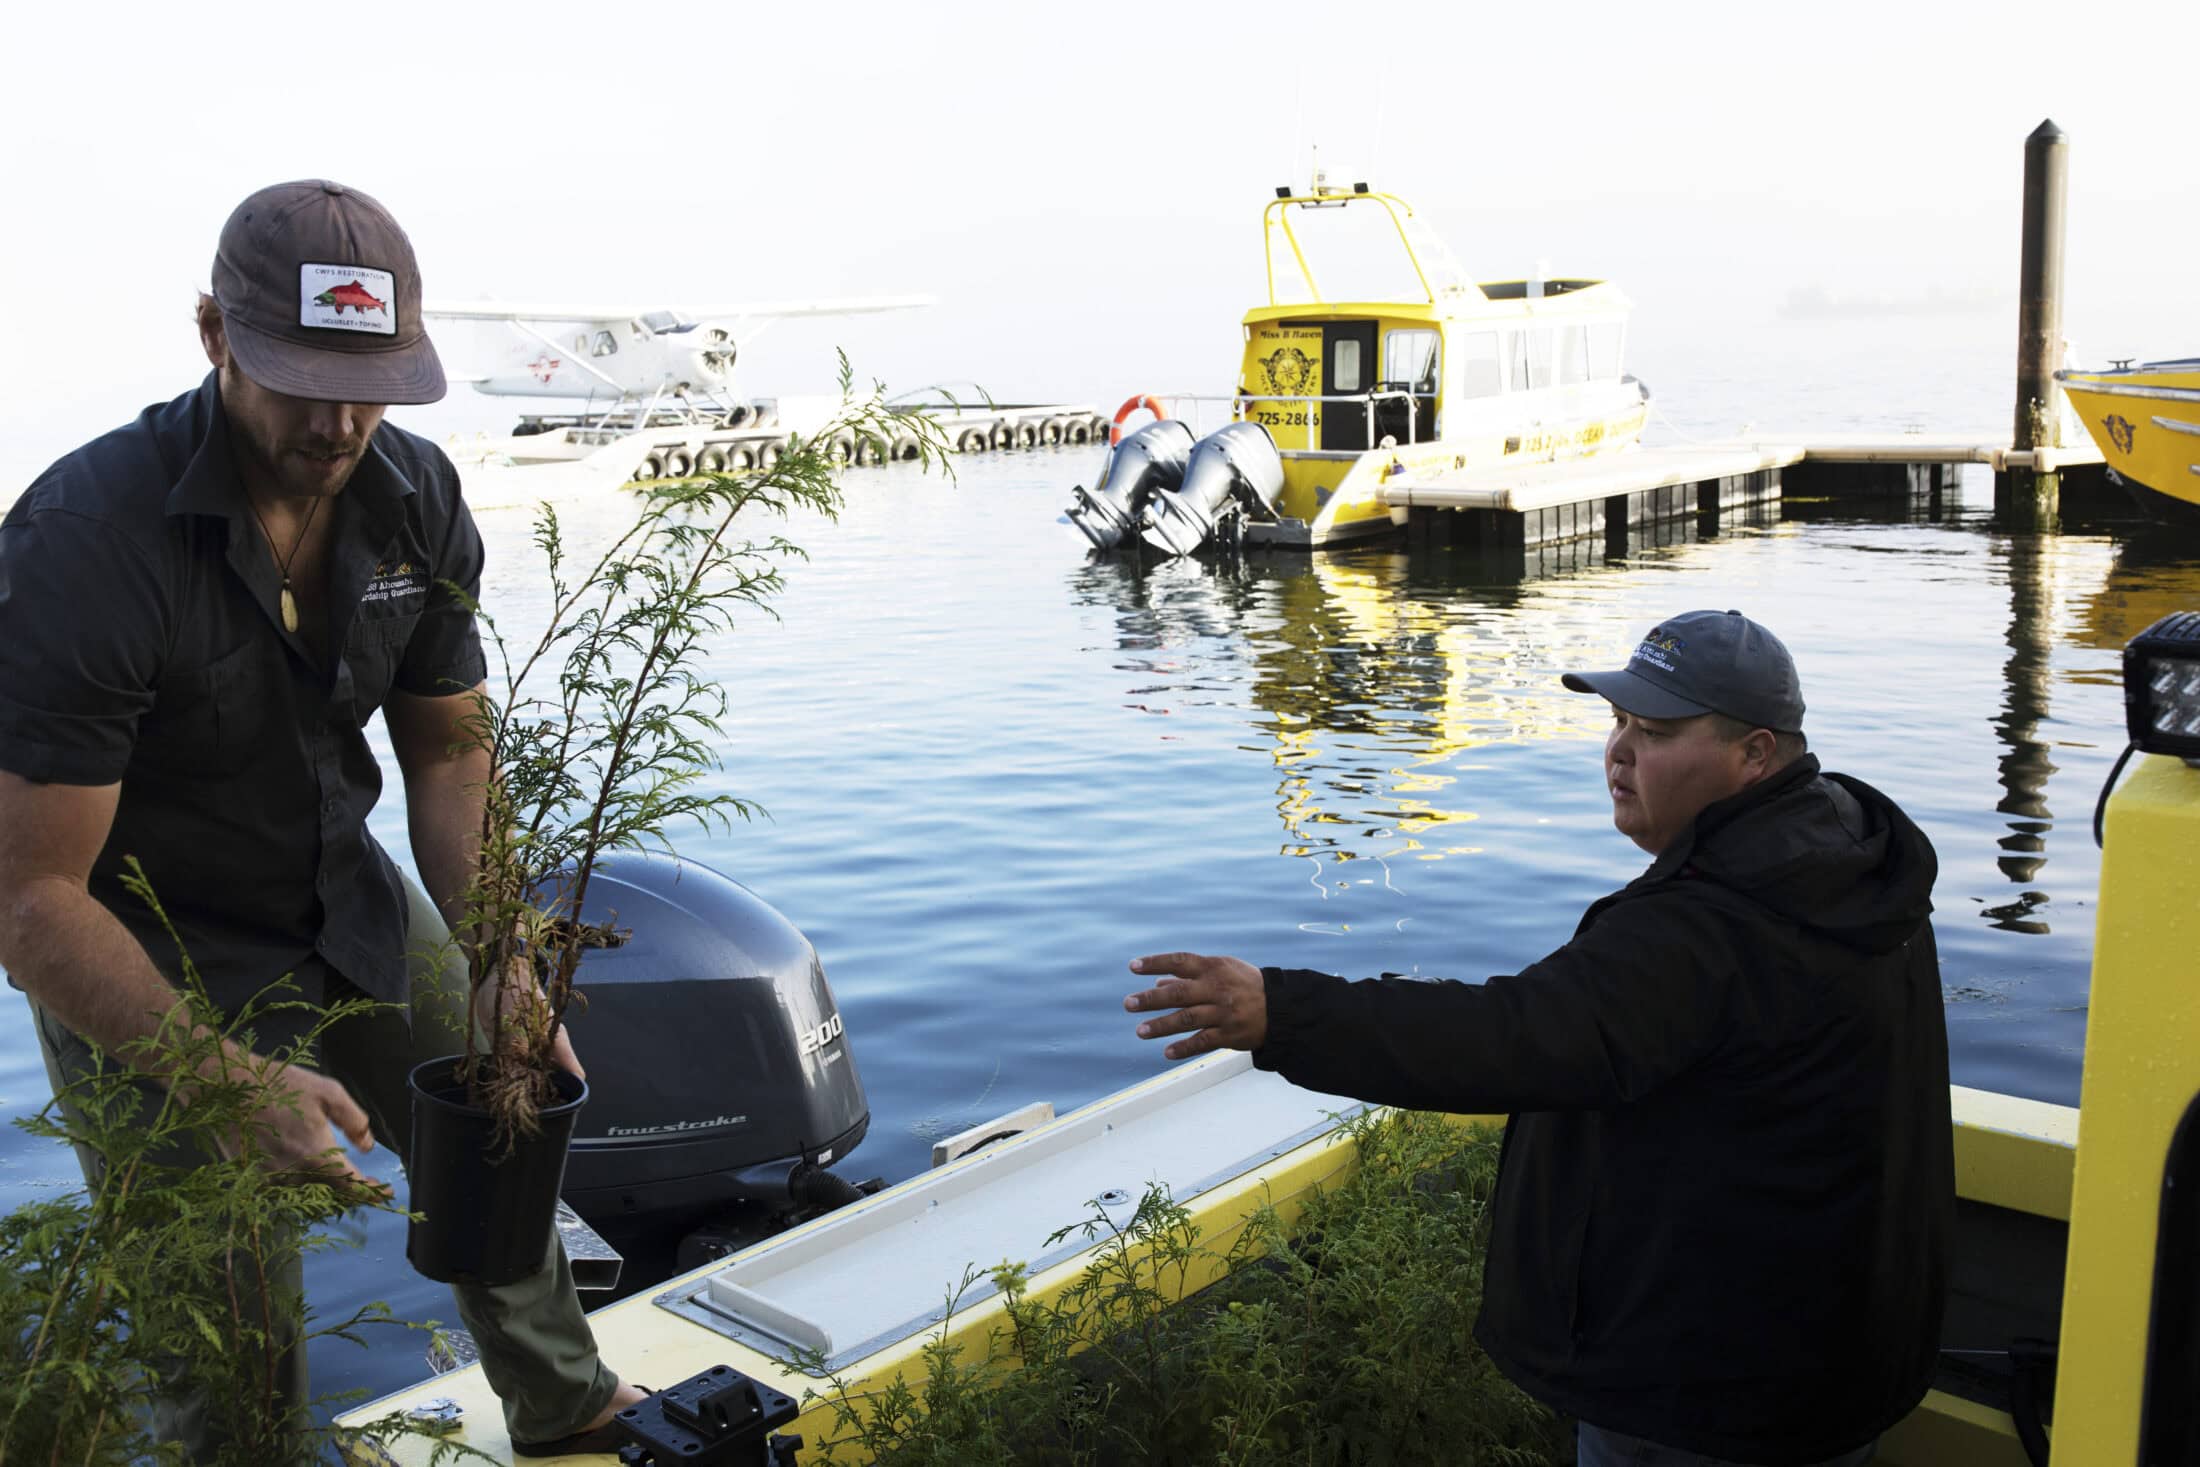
[1562,609,1805,732]
[209,179,445,405]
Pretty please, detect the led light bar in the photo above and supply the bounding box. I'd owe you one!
[2124,611,2200,758]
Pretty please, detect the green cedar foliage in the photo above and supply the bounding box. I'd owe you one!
[803,1112,1565,1466]
[0,859,486,1465]
[444,360,954,1138]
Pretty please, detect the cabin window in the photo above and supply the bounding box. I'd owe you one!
[1384,329,1441,394]
[1590,323,1626,380]
[1559,326,1591,385]
[1457,332,1503,398]
[591,331,618,357]
[1525,328,1556,390]
[1334,338,1365,392]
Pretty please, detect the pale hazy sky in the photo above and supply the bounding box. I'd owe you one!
[4,0,2196,487]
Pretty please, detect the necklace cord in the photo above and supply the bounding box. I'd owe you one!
[244,492,323,590]
[244,492,324,635]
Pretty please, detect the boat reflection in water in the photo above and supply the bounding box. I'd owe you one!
[1066,550,1628,899]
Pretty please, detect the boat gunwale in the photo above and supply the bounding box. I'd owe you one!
[2056,375,2200,405]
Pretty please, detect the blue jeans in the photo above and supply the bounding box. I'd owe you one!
[1576,1422,1877,1467]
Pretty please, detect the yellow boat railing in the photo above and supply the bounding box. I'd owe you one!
[1148,390,1423,453]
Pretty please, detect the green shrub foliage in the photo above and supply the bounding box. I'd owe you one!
[0,861,484,1465]
[805,1111,1565,1466]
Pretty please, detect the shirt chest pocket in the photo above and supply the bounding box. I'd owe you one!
[138,642,283,776]
[343,612,421,718]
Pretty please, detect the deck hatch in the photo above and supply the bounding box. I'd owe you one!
[653,1053,1365,1374]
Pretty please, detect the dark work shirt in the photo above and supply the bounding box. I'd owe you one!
[0,374,487,1010]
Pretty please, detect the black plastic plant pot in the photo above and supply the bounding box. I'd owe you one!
[406,1056,588,1287]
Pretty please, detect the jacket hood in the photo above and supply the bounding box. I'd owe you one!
[1648,755,1938,954]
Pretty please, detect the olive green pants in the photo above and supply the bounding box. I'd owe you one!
[30,875,619,1460]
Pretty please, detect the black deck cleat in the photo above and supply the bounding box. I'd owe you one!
[616,1363,801,1466]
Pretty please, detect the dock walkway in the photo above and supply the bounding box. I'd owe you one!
[1377,434,2109,571]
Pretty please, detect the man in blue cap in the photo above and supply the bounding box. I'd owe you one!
[1124,609,1954,1466]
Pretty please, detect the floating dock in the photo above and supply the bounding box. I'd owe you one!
[501,401,1112,482]
[447,401,1112,512]
[1381,435,2111,574]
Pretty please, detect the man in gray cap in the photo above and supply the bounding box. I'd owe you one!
[0,180,646,1456]
[1122,609,1953,1466]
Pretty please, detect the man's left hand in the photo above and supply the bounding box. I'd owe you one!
[1124,952,1268,1060]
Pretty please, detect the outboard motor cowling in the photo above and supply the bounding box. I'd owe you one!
[1066,419,1195,550]
[550,851,869,1235]
[1141,421,1285,557]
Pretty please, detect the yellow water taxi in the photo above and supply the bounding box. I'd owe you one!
[2057,359,2200,520]
[1069,170,1649,554]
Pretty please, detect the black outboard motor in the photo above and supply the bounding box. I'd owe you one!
[1141,421,1285,557]
[1066,418,1195,550]
[552,851,869,1243]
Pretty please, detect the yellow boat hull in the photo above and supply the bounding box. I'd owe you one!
[2058,361,2200,510]
[340,1079,2075,1465]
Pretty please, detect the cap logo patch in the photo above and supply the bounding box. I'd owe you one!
[1632,632,1685,674]
[299,263,396,336]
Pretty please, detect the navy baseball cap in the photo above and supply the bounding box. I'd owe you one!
[1563,609,1805,733]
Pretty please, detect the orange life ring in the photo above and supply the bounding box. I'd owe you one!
[1110,394,1166,446]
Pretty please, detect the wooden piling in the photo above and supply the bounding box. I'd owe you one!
[1995,119,2069,530]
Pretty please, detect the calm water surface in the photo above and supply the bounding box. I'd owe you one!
[4,346,2198,1413]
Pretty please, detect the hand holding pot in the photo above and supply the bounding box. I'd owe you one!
[473,958,587,1081]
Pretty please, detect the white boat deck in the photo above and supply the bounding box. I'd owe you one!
[1381,436,2105,515]
[656,1051,1363,1372]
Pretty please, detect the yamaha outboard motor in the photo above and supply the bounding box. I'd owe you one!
[553,851,869,1243]
[1142,421,1285,557]
[1066,418,1194,550]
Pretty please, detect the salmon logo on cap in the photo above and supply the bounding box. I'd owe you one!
[312,280,388,317]
[298,262,398,336]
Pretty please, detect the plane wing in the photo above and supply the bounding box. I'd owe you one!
[422,295,934,324]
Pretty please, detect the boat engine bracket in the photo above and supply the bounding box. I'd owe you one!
[615,1363,803,1466]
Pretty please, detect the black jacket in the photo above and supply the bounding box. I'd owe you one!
[1255,756,1953,1463]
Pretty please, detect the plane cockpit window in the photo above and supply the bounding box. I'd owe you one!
[591,331,618,357]
[638,310,697,334]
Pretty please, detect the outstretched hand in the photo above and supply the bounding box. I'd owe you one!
[1124,951,1268,1061]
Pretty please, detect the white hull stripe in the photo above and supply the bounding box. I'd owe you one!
[2152,415,2200,437]
[2060,378,2200,405]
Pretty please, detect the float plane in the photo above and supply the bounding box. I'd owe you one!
[423,294,935,420]
[420,294,934,508]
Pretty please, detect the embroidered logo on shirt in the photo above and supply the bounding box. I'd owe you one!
[299,263,397,336]
[363,561,427,606]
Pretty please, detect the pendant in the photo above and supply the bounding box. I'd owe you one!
[280,585,300,634]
